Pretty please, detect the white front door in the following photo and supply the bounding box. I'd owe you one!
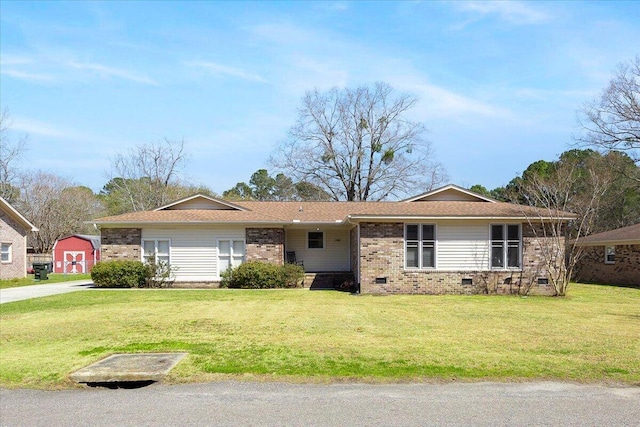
[64,251,85,273]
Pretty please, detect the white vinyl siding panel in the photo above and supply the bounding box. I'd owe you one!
[435,221,490,271]
[142,226,245,281]
[286,228,350,272]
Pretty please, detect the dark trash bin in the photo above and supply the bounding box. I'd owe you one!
[33,263,49,280]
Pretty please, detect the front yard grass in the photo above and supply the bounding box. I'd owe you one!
[0,273,91,289]
[0,283,638,389]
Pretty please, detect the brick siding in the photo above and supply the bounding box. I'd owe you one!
[0,208,28,279]
[358,222,560,295]
[245,228,284,265]
[574,245,640,286]
[100,228,141,261]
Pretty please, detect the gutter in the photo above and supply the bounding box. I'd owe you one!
[346,215,577,221]
[575,239,640,247]
[87,220,292,227]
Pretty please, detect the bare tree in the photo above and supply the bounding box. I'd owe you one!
[271,82,447,201]
[577,55,640,165]
[517,157,610,296]
[107,138,189,211]
[0,108,29,202]
[16,172,103,253]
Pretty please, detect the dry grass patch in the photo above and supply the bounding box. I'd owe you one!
[0,284,638,389]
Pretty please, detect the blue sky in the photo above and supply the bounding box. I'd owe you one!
[1,1,639,196]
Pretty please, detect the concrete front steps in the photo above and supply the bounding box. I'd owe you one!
[304,272,356,291]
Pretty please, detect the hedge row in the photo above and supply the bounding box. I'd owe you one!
[91,260,174,288]
[221,261,304,289]
[92,260,303,289]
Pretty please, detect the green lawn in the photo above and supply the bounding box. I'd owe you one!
[0,283,638,389]
[0,273,92,289]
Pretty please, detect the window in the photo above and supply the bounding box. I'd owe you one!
[1,243,11,263]
[405,224,436,269]
[218,239,245,272]
[491,224,521,269]
[308,231,324,249]
[605,246,616,264]
[142,239,170,264]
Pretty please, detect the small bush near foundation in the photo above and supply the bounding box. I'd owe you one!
[91,260,148,288]
[143,256,176,288]
[220,261,304,289]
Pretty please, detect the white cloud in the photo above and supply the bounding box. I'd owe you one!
[0,54,34,66]
[1,69,54,82]
[67,61,157,85]
[319,2,349,12]
[408,82,511,120]
[0,54,55,82]
[453,1,551,27]
[10,116,116,145]
[248,22,316,46]
[283,55,350,92]
[186,61,267,83]
[11,117,73,138]
[514,87,595,101]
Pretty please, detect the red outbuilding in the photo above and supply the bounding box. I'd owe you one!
[52,234,101,274]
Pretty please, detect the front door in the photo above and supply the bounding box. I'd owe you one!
[64,251,85,273]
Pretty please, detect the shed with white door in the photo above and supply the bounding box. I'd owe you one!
[52,234,101,273]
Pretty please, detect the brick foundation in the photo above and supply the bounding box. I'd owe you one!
[101,228,141,261]
[245,228,284,265]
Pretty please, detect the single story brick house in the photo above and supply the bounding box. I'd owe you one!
[0,196,39,280]
[574,223,640,286]
[91,184,574,295]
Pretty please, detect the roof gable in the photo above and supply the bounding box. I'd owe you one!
[154,194,248,211]
[402,184,496,203]
[0,196,38,232]
[54,234,101,251]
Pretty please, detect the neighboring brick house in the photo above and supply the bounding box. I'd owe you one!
[0,197,38,280]
[574,223,640,286]
[91,184,574,295]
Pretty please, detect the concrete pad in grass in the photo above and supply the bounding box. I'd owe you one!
[70,353,187,384]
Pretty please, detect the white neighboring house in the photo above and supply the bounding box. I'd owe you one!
[0,197,38,280]
[92,184,575,295]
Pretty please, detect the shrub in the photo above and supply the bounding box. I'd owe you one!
[220,261,304,289]
[281,262,305,288]
[144,256,176,288]
[91,260,148,288]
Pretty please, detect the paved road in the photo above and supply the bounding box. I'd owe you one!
[1,381,638,426]
[0,280,94,304]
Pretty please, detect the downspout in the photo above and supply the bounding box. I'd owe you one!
[52,241,57,274]
[346,215,361,294]
[93,224,100,270]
